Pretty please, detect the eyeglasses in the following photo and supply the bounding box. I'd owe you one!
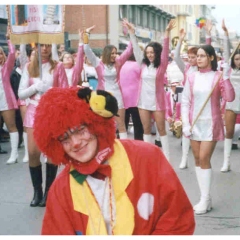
[197,54,208,59]
[40,44,51,48]
[58,125,90,145]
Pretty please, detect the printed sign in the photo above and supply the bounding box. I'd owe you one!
[7,5,65,44]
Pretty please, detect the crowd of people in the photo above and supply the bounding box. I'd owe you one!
[0,17,239,235]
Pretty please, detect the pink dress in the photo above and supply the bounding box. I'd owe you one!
[0,40,18,111]
[18,61,68,128]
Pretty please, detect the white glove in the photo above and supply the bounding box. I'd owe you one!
[183,125,192,137]
[34,81,51,93]
[222,62,231,80]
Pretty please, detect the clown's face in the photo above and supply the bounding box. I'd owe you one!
[58,125,98,163]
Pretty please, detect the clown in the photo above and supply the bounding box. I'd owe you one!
[33,87,195,235]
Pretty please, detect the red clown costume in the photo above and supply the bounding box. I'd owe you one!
[33,87,195,235]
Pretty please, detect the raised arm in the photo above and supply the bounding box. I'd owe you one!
[160,19,176,71]
[203,19,212,45]
[52,44,59,61]
[173,28,185,74]
[123,18,143,66]
[72,29,85,86]
[82,26,100,68]
[5,27,15,69]
[222,19,230,63]
[19,44,29,70]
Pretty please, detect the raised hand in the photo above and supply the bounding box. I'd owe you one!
[179,28,186,40]
[6,26,11,40]
[222,19,228,35]
[79,29,84,43]
[86,25,96,34]
[204,19,213,35]
[166,19,176,32]
[122,18,135,34]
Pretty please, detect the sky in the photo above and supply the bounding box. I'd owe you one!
[211,5,240,35]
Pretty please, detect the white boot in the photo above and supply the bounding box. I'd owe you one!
[193,166,201,211]
[22,132,29,163]
[143,134,152,143]
[179,136,190,169]
[119,132,128,139]
[194,168,212,214]
[160,135,170,161]
[6,132,19,165]
[221,138,232,172]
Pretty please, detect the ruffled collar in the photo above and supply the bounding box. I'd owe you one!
[199,68,212,73]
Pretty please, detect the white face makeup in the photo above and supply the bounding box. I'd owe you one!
[59,125,98,163]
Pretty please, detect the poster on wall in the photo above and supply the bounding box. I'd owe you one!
[7,5,65,44]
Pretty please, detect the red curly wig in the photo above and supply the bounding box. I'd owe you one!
[33,87,116,166]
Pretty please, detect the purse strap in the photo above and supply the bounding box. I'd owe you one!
[190,71,223,132]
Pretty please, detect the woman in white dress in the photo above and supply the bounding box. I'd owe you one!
[174,21,212,169]
[18,43,68,207]
[82,25,133,139]
[181,44,235,214]
[220,19,240,172]
[122,19,176,161]
[0,28,19,165]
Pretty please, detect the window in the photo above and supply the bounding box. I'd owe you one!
[188,24,192,40]
[189,5,193,15]
[156,15,159,31]
[120,5,127,19]
[149,12,155,29]
[137,7,142,26]
[143,9,148,28]
[129,5,135,24]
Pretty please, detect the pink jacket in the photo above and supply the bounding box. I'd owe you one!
[1,40,18,110]
[182,71,235,140]
[71,45,84,86]
[119,61,141,108]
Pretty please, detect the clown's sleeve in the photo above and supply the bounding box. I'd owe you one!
[41,183,75,235]
[151,155,195,235]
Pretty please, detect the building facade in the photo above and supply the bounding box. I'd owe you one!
[1,4,237,56]
[0,5,8,50]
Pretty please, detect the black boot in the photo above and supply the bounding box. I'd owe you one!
[155,140,162,147]
[29,165,43,207]
[39,163,58,207]
[0,144,7,154]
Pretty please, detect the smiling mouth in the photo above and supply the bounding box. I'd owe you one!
[73,144,87,153]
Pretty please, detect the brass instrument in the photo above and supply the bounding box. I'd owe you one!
[171,36,188,54]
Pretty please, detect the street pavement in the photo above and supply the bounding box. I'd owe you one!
[0,129,240,235]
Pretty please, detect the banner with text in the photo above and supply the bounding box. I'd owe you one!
[7,5,65,44]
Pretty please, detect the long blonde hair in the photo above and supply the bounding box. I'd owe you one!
[28,48,57,78]
[0,47,7,66]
